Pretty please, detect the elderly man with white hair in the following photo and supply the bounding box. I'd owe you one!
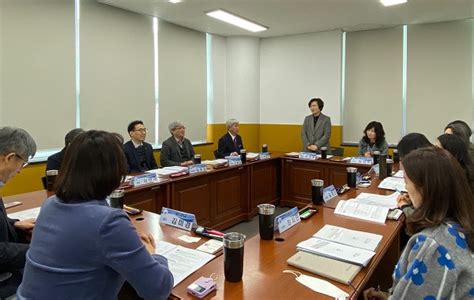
[160,121,195,167]
[216,118,244,158]
[0,126,37,297]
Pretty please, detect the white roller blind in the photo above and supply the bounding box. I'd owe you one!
[80,0,155,142]
[0,0,75,150]
[158,20,207,143]
[407,20,472,142]
[343,27,403,145]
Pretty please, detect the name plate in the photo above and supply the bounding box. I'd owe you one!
[299,152,317,160]
[159,207,196,231]
[132,173,157,187]
[188,164,207,174]
[274,207,301,233]
[323,185,338,202]
[349,157,373,165]
[226,156,242,166]
[259,152,271,160]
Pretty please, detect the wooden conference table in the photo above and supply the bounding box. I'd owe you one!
[6,175,403,299]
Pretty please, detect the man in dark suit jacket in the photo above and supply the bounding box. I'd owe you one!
[216,119,244,158]
[160,121,195,167]
[46,128,85,171]
[123,120,158,173]
[0,127,37,297]
[301,98,332,154]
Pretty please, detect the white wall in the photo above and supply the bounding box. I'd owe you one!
[259,30,342,125]
[225,37,260,123]
[209,34,227,124]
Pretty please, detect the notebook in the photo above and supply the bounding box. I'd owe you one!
[287,251,361,284]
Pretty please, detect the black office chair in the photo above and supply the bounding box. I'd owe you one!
[331,147,344,157]
[41,176,47,190]
[213,150,219,159]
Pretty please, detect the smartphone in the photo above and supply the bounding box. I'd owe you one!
[123,205,142,216]
[299,207,318,219]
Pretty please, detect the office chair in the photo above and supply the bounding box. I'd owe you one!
[331,147,344,157]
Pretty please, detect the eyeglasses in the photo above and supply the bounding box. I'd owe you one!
[15,154,29,168]
[134,128,147,133]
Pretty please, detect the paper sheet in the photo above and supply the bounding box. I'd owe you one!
[393,170,404,178]
[378,177,407,192]
[313,224,383,252]
[354,192,400,209]
[334,200,389,224]
[7,207,40,220]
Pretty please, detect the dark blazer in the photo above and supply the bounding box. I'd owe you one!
[0,196,29,296]
[216,133,244,158]
[46,148,65,171]
[301,113,332,153]
[160,136,195,167]
[123,140,158,173]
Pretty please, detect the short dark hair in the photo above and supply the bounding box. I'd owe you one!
[362,121,386,147]
[437,133,471,168]
[445,120,472,146]
[55,130,127,202]
[64,128,85,147]
[308,98,324,111]
[403,147,474,251]
[127,120,144,134]
[397,133,432,160]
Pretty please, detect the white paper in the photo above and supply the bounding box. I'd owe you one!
[378,177,407,192]
[393,170,404,178]
[147,166,188,177]
[334,200,389,224]
[246,152,259,160]
[155,241,178,256]
[297,237,375,266]
[354,192,400,209]
[285,152,300,157]
[178,235,201,243]
[313,224,383,252]
[7,207,40,220]
[196,239,223,254]
[160,246,214,287]
[201,159,228,166]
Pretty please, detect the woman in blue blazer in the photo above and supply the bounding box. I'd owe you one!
[18,131,173,300]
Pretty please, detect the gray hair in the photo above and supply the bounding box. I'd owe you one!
[226,119,239,130]
[168,121,185,133]
[0,127,37,159]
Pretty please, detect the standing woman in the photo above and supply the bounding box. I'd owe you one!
[364,147,474,299]
[18,131,173,300]
[358,121,388,157]
[301,98,332,153]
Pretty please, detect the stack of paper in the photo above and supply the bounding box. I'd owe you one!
[296,225,381,267]
[246,152,259,161]
[155,241,215,287]
[285,152,300,157]
[378,177,406,192]
[354,192,400,209]
[201,159,228,166]
[334,200,389,224]
[147,166,188,178]
[8,207,41,221]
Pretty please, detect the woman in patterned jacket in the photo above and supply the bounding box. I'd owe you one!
[364,147,474,299]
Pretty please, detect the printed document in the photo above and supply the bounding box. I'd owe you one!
[7,207,40,220]
[334,200,389,224]
[354,192,400,209]
[378,177,407,192]
[313,224,382,252]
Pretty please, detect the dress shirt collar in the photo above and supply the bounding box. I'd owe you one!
[228,131,237,140]
[131,140,143,148]
[174,136,184,145]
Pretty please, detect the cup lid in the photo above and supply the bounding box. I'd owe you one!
[240,149,246,153]
[373,151,381,154]
[257,204,275,215]
[321,147,327,150]
[223,232,246,249]
[311,179,324,187]
[110,189,124,198]
[46,170,59,176]
[347,167,357,172]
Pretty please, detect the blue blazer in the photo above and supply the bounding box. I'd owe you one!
[46,148,65,171]
[216,133,244,158]
[123,140,158,173]
[18,196,174,300]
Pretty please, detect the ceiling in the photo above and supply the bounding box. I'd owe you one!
[98,0,474,38]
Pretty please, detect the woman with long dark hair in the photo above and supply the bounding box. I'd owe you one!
[358,121,388,157]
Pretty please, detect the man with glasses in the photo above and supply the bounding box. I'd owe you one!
[0,126,37,297]
[123,120,158,173]
[160,121,195,167]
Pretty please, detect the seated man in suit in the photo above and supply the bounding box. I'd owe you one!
[301,98,332,153]
[160,121,195,167]
[123,120,158,173]
[0,127,37,297]
[216,119,244,158]
[46,128,84,171]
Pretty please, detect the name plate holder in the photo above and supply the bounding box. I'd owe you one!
[132,173,157,187]
[259,152,271,160]
[299,152,317,160]
[349,157,373,165]
[159,207,197,231]
[188,164,207,174]
[226,156,242,167]
[323,185,338,202]
[274,207,301,233]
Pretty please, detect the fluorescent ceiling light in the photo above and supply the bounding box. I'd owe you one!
[169,0,181,3]
[380,0,407,6]
[206,9,268,32]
